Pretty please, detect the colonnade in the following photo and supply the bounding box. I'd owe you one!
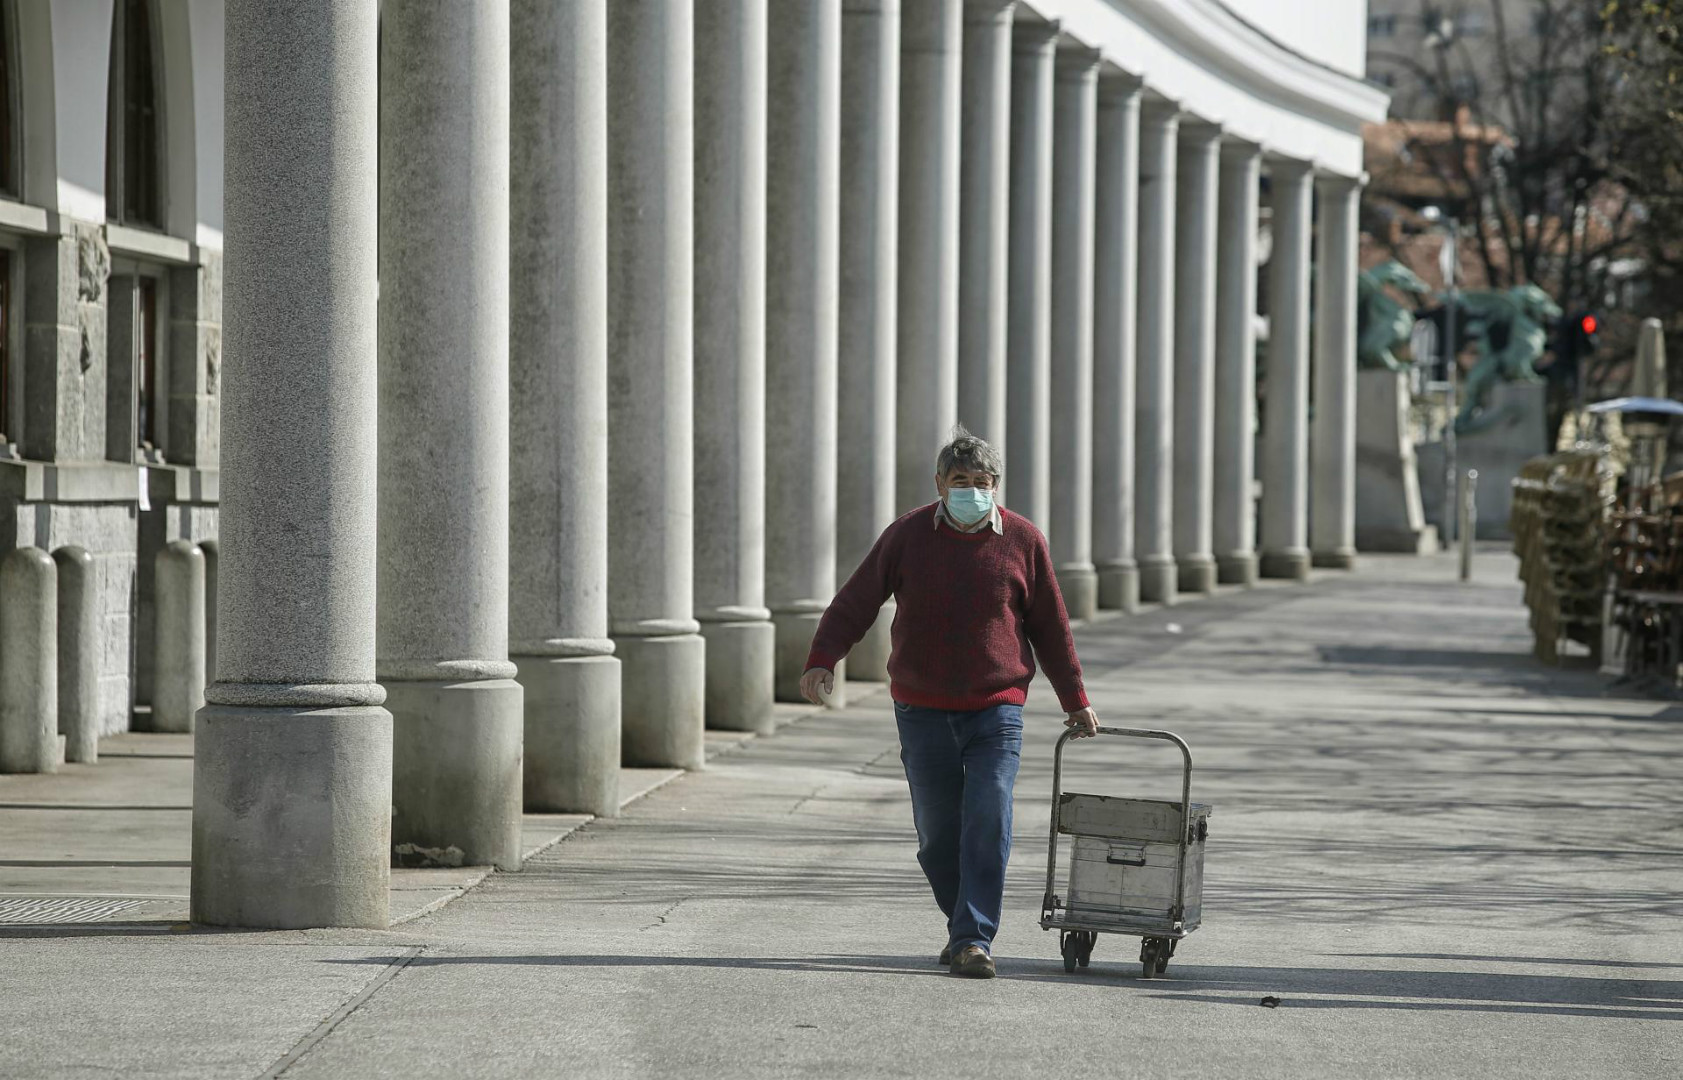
[194,0,1362,929]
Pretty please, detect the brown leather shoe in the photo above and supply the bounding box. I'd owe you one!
[949,944,996,979]
[938,945,952,966]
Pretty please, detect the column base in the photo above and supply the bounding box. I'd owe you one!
[1097,561,1139,613]
[1312,548,1357,570]
[846,600,894,682]
[389,678,525,871]
[191,704,392,929]
[1176,555,1216,596]
[1260,549,1312,581]
[514,654,621,817]
[773,610,846,708]
[701,619,776,734]
[1138,556,1179,605]
[616,633,706,770]
[1217,552,1257,586]
[1057,564,1099,621]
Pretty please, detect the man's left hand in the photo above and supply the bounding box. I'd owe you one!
[1064,707,1099,738]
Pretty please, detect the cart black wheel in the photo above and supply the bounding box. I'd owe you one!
[1139,938,1158,980]
[1061,933,1078,973]
[1157,937,1176,974]
[1076,932,1094,969]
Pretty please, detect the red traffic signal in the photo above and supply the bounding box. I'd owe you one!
[1580,314,1599,336]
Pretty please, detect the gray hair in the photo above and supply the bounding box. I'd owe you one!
[935,424,1004,483]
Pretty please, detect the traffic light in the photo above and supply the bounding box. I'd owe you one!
[1553,311,1601,375]
[1578,313,1600,353]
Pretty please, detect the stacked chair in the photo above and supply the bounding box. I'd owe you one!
[1511,449,1617,664]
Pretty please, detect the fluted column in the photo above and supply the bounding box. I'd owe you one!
[695,0,776,727]
[837,0,900,682]
[607,1,706,765]
[1093,73,1142,612]
[767,0,845,704]
[1260,158,1314,580]
[896,0,962,511]
[510,0,620,815]
[1312,173,1362,569]
[1006,19,1057,528]
[1171,122,1221,596]
[1049,47,1099,619]
[957,0,1015,449]
[379,1,522,870]
[1214,140,1262,585]
[195,0,391,929]
[1135,99,1180,603]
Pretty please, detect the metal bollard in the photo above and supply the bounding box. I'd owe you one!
[1459,469,1479,582]
[0,547,59,773]
[53,546,100,764]
[152,540,206,733]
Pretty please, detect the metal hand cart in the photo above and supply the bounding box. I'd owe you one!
[1040,726,1210,979]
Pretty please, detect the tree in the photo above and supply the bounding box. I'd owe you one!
[1601,2,1683,335]
[1368,1,1641,319]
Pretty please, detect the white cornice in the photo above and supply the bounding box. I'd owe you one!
[1025,0,1390,131]
[1125,0,1390,129]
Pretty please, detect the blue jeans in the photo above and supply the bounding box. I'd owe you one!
[894,701,1023,953]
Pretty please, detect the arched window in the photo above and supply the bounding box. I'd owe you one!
[106,0,161,227]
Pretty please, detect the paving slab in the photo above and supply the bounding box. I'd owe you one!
[4,552,1681,1079]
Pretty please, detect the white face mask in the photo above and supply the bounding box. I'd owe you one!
[945,487,994,525]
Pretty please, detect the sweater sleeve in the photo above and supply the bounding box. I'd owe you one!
[804,522,897,672]
[1023,528,1090,712]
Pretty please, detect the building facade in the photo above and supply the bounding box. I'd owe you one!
[0,0,1386,928]
[0,0,222,741]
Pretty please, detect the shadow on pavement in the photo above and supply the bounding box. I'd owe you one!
[1338,951,1683,970]
[315,952,1683,1020]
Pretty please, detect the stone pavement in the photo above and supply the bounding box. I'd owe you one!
[5,551,1683,1079]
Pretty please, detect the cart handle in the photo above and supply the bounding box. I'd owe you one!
[1043,726,1195,925]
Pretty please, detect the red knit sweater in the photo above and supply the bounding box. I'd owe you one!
[805,503,1089,713]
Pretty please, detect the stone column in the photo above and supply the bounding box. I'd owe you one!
[607,1,707,763]
[1049,47,1100,619]
[379,1,523,869]
[0,547,56,774]
[1312,173,1362,569]
[510,0,621,815]
[1134,99,1180,603]
[767,0,845,705]
[1093,73,1142,612]
[1171,122,1221,596]
[1006,19,1057,528]
[957,0,1014,449]
[837,0,900,682]
[896,0,962,512]
[695,0,776,727]
[1260,159,1314,581]
[1214,141,1262,585]
[53,546,99,764]
[196,0,391,930]
[152,540,206,733]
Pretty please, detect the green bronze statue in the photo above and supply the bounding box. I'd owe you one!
[1454,283,1562,433]
[1356,261,1431,372]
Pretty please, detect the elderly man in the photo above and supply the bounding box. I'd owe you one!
[800,426,1098,979]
